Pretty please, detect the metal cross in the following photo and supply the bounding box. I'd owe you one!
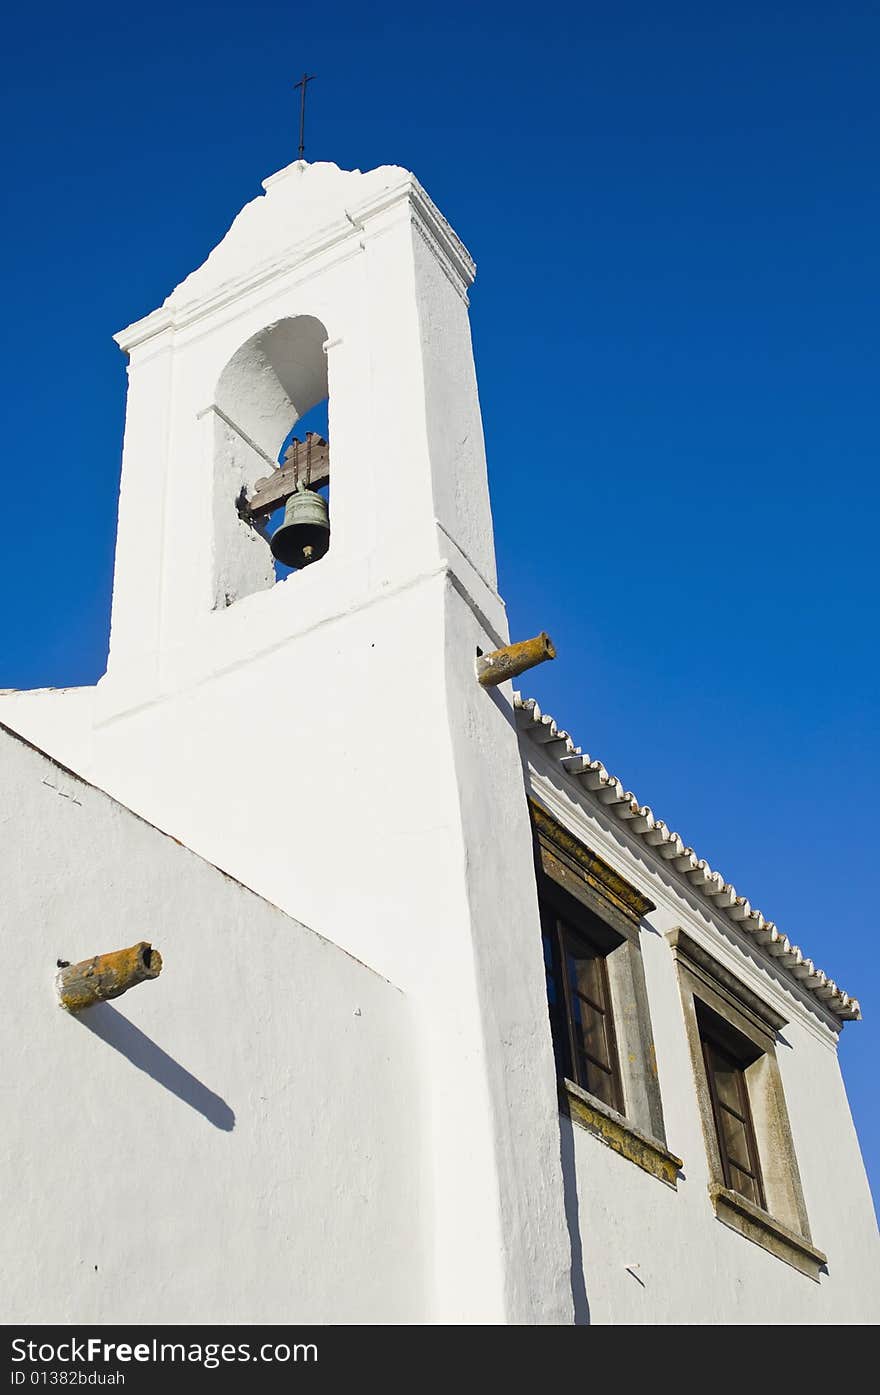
[294,72,317,160]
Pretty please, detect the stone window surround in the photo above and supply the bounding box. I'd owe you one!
[531,799,681,1188]
[667,925,827,1281]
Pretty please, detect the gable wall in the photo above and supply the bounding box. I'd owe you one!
[0,726,424,1324]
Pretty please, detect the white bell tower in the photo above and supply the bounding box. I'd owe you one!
[106,160,502,693]
[0,159,573,1323]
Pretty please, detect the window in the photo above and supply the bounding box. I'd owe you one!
[699,1005,765,1209]
[668,926,827,1279]
[531,799,681,1187]
[543,906,624,1114]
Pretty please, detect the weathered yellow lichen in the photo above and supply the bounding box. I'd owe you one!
[57,941,162,1013]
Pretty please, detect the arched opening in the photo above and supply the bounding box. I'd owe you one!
[210,315,330,607]
[215,316,328,457]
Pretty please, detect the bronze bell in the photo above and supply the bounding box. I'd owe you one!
[270,483,330,569]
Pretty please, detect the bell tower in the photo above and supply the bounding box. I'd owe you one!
[103,159,501,697]
[1,160,573,1323]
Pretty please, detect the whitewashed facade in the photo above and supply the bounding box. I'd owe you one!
[1,160,876,1324]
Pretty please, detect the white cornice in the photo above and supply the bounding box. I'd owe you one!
[348,172,476,291]
[113,166,476,355]
[114,306,174,354]
[114,220,361,352]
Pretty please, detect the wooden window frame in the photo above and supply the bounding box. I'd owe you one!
[701,1030,766,1210]
[547,907,625,1116]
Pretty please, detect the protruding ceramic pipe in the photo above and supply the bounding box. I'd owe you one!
[476,632,557,687]
[57,941,163,1013]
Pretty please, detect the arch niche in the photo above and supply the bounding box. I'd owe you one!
[210,315,329,608]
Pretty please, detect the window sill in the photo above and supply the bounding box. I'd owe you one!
[561,1080,683,1188]
[710,1185,827,1281]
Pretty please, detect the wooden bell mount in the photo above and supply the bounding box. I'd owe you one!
[243,432,329,521]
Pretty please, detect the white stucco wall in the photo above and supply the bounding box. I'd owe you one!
[527,751,880,1325]
[10,570,571,1324]
[0,725,423,1324]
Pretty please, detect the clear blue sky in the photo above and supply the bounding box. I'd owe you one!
[2,2,877,1208]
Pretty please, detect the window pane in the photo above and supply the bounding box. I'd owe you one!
[729,1163,761,1207]
[708,1048,743,1115]
[719,1105,754,1175]
[542,931,559,1009]
[571,993,612,1074]
[542,929,571,1079]
[570,952,605,1010]
[581,1054,617,1111]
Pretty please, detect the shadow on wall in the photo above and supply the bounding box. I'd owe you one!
[74,1003,235,1132]
[559,1114,591,1325]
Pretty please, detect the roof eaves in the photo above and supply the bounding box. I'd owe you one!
[514,692,861,1023]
